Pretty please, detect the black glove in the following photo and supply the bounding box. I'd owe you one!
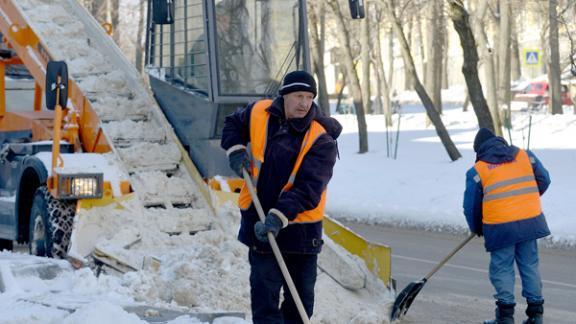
[228,148,250,177]
[254,212,283,243]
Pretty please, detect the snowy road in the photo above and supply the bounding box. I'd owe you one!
[344,222,576,324]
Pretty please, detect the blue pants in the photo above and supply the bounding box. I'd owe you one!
[249,250,317,324]
[489,239,544,305]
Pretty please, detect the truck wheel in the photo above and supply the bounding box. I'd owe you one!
[29,186,76,258]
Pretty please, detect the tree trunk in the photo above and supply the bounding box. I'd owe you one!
[404,17,414,90]
[415,15,425,84]
[511,22,521,81]
[463,92,470,112]
[361,6,372,114]
[335,71,346,113]
[470,0,502,135]
[328,0,368,153]
[91,0,106,21]
[109,0,120,43]
[424,0,443,112]
[498,1,512,113]
[548,0,563,114]
[135,0,146,72]
[448,0,495,133]
[384,0,461,161]
[387,26,395,90]
[308,1,330,116]
[374,6,392,125]
[442,16,450,89]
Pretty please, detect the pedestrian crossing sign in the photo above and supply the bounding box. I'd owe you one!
[523,49,541,66]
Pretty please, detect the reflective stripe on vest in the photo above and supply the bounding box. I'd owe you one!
[238,100,328,224]
[474,150,541,225]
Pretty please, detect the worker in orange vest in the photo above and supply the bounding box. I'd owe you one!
[221,70,341,323]
[464,128,551,324]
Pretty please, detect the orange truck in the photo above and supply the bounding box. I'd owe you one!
[0,0,391,289]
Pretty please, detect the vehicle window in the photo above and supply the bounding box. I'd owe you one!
[214,0,301,96]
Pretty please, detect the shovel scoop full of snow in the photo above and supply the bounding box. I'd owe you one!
[390,278,427,321]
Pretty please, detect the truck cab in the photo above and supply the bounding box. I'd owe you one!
[145,0,311,178]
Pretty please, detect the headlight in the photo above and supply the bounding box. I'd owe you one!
[57,173,103,199]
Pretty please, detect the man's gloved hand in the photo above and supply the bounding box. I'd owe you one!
[254,212,283,243]
[228,148,250,177]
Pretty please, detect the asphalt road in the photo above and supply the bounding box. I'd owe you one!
[343,222,576,324]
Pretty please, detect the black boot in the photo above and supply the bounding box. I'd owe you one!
[522,301,544,324]
[484,302,515,324]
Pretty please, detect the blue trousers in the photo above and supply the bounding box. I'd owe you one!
[489,239,544,305]
[249,250,317,324]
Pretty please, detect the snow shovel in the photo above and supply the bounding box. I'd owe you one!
[242,169,310,324]
[390,232,475,321]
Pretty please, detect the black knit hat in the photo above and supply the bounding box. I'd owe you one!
[473,128,495,152]
[279,70,317,98]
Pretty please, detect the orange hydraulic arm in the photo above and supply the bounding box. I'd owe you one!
[0,0,111,153]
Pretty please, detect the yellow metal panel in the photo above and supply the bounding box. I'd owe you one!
[323,216,391,286]
[174,139,217,216]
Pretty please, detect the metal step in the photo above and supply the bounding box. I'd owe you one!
[86,95,150,122]
[102,120,165,146]
[117,142,182,172]
[130,170,203,207]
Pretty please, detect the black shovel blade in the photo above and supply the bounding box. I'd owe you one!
[390,279,427,321]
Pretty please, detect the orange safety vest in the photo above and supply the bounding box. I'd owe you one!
[474,149,542,225]
[238,99,328,224]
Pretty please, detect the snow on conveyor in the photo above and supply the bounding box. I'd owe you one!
[6,0,393,322]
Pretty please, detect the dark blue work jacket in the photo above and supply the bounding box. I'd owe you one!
[221,97,341,254]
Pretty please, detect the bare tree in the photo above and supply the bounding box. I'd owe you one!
[424,0,443,112]
[548,0,563,114]
[404,16,415,90]
[382,0,461,161]
[448,0,495,133]
[135,0,146,72]
[469,0,502,135]
[373,4,392,125]
[498,0,512,115]
[510,19,521,81]
[308,1,331,116]
[327,0,369,153]
[82,0,120,43]
[387,26,395,90]
[109,0,120,43]
[361,4,372,114]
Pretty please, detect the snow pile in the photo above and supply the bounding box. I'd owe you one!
[79,201,392,322]
[60,302,144,324]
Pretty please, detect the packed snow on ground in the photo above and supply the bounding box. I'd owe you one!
[0,199,392,323]
[327,86,576,248]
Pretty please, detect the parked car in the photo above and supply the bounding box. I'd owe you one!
[513,80,573,110]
